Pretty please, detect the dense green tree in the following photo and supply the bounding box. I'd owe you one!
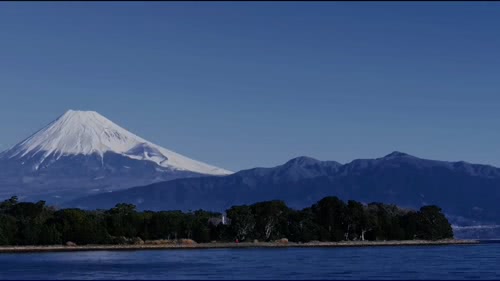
[226,205,255,241]
[105,203,142,238]
[54,209,108,245]
[38,223,62,245]
[287,208,320,242]
[7,201,53,245]
[137,211,154,240]
[415,205,453,240]
[210,223,231,241]
[0,214,17,245]
[191,210,219,243]
[251,200,290,241]
[0,196,18,212]
[400,211,418,240]
[0,195,454,246]
[346,200,368,240]
[312,196,347,241]
[147,211,186,240]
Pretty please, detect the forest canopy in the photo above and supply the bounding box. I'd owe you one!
[0,196,453,246]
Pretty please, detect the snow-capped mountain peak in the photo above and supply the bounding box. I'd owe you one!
[1,110,232,175]
[6,110,144,158]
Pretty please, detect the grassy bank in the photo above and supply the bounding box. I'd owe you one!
[0,239,479,254]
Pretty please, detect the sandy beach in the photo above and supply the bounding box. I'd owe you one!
[0,239,479,254]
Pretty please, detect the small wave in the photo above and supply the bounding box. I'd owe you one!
[452,225,500,230]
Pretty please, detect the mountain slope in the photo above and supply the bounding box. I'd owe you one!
[65,152,500,238]
[0,110,231,202]
[66,156,343,211]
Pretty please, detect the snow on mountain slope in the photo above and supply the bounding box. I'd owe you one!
[0,110,232,175]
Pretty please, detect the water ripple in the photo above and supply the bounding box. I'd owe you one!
[0,244,499,280]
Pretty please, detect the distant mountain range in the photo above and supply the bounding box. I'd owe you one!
[0,110,231,203]
[1,110,499,239]
[64,151,500,238]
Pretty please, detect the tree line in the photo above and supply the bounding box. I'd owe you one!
[0,196,453,246]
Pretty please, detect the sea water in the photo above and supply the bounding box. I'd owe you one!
[0,243,499,280]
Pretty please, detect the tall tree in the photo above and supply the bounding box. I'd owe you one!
[226,205,255,241]
[251,200,290,241]
[416,205,453,240]
[312,196,347,241]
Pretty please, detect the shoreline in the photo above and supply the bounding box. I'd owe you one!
[0,239,479,254]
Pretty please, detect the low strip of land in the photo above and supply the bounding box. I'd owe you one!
[0,239,479,254]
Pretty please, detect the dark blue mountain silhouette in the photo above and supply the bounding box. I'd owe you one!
[64,152,500,238]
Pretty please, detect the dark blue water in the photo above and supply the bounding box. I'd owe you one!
[0,244,499,280]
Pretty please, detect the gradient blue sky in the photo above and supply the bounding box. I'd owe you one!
[1,2,500,171]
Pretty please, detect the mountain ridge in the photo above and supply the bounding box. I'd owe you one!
[63,151,500,239]
[64,151,500,210]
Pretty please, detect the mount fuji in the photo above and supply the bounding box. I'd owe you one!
[0,110,232,203]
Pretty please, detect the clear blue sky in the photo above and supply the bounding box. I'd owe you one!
[1,2,500,171]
